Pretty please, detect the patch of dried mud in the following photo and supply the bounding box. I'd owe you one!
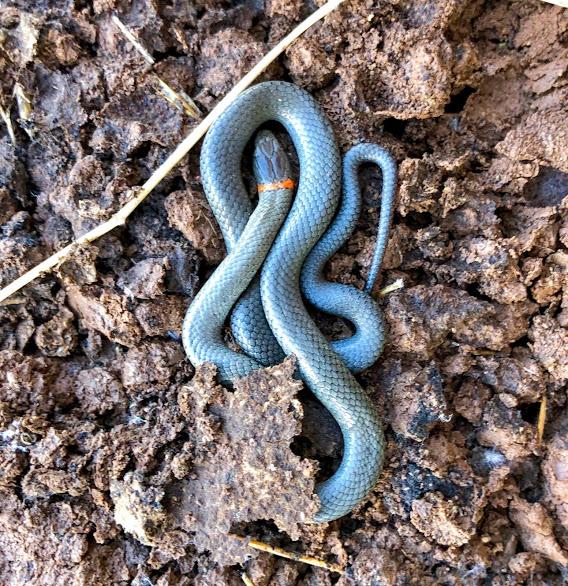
[1,0,567,584]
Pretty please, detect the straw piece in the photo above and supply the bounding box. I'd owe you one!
[111,15,155,65]
[0,103,16,145]
[537,394,547,445]
[241,572,256,586]
[0,0,346,304]
[234,535,344,574]
[377,277,404,297]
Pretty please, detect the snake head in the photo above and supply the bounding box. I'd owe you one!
[253,130,293,190]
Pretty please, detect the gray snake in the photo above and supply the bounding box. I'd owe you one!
[183,81,397,522]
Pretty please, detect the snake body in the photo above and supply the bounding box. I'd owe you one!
[183,81,397,522]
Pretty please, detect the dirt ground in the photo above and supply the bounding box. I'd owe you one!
[0,0,567,584]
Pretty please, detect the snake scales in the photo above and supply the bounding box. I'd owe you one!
[183,81,397,522]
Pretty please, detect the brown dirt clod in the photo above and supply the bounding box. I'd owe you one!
[1,1,568,584]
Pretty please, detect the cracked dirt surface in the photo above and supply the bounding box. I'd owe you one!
[1,1,567,584]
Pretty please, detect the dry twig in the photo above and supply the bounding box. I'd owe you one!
[13,82,33,138]
[537,394,547,445]
[234,535,344,574]
[0,0,346,304]
[111,14,201,119]
[0,101,16,145]
[377,277,404,297]
[111,14,155,65]
[541,0,568,7]
[240,572,256,586]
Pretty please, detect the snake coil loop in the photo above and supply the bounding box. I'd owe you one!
[183,81,397,522]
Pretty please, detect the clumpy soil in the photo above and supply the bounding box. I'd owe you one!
[1,0,567,584]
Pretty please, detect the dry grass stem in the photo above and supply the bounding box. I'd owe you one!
[13,83,32,122]
[377,277,404,297]
[112,14,201,119]
[111,14,155,65]
[155,78,201,118]
[0,102,16,145]
[240,572,256,586]
[537,394,547,444]
[542,0,568,7]
[234,536,344,574]
[13,82,33,139]
[0,0,346,304]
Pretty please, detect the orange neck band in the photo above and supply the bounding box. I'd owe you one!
[257,178,295,193]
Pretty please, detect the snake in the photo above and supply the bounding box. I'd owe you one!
[182,81,397,522]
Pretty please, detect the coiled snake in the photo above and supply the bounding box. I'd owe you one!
[183,81,397,522]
